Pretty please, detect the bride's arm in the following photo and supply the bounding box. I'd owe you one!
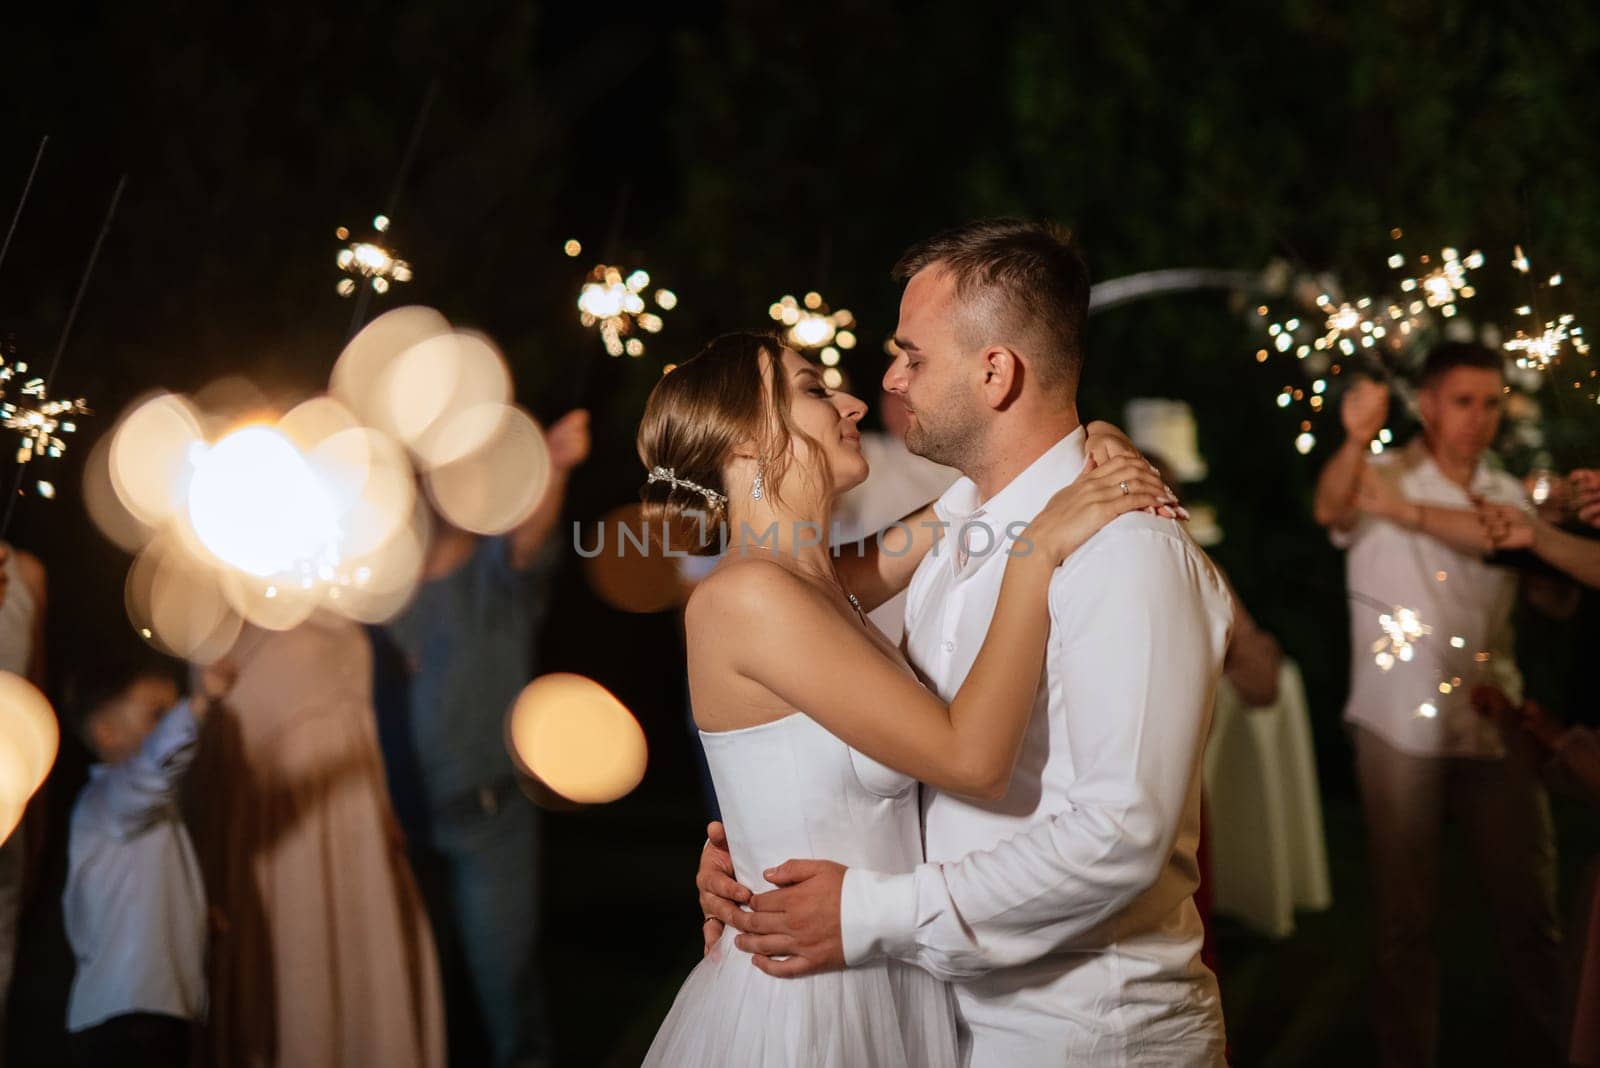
[697,456,1167,799]
[834,421,1149,612]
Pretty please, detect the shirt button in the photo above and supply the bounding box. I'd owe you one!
[941,640,955,653]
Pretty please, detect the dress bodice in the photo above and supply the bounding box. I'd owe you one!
[699,713,924,892]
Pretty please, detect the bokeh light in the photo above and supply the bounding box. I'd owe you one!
[425,404,550,534]
[0,670,60,839]
[581,503,689,614]
[109,392,204,525]
[187,426,340,578]
[505,673,647,805]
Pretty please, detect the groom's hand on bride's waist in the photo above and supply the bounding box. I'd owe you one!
[734,859,847,978]
[697,821,749,956]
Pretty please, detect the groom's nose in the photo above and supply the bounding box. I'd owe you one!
[882,359,907,396]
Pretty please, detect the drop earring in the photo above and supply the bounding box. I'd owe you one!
[751,465,765,501]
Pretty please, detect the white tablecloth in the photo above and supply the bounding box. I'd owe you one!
[1202,659,1333,938]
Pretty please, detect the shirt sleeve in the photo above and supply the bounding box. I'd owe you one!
[840,527,1230,979]
[83,700,201,840]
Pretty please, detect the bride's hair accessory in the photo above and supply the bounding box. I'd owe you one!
[646,465,728,508]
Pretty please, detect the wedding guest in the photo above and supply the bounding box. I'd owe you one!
[1564,468,1600,528]
[0,542,47,1060]
[1314,343,1567,1067]
[185,618,444,1068]
[1472,687,1600,1067]
[1476,496,1600,590]
[381,408,588,1068]
[62,654,232,1067]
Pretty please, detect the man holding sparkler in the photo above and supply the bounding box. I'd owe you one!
[1314,342,1569,1068]
[383,408,590,1068]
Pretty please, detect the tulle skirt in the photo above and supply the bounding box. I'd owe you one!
[642,928,960,1067]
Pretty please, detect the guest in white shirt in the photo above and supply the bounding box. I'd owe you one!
[1314,342,1570,1068]
[62,655,234,1067]
[699,219,1233,1066]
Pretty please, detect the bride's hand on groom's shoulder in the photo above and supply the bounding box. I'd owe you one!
[1083,420,1142,467]
[1025,456,1180,566]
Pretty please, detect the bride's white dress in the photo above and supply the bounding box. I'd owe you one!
[642,712,960,1067]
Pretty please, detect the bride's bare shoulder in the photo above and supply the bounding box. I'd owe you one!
[686,556,811,630]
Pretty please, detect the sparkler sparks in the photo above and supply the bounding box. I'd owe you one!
[0,351,90,478]
[577,263,675,357]
[768,292,857,368]
[1398,246,1483,315]
[335,214,413,297]
[1502,246,1589,373]
[1247,232,1565,456]
[1371,606,1430,672]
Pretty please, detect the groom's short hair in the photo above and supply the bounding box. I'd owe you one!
[892,219,1089,394]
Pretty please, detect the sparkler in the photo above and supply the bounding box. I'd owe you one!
[576,261,675,357]
[1370,605,1431,672]
[335,214,413,297]
[337,81,437,339]
[1251,234,1504,455]
[1502,246,1589,374]
[0,175,121,531]
[1,373,88,463]
[1395,246,1483,316]
[769,292,856,364]
[0,136,48,277]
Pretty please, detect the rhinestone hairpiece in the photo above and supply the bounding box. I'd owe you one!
[646,465,728,508]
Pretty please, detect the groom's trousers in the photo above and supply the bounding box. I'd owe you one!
[1354,726,1564,1068]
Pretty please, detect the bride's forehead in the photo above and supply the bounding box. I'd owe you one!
[774,348,812,377]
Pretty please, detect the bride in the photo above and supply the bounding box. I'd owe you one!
[636,332,1172,1066]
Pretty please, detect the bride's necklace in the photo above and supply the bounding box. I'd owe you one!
[724,542,866,622]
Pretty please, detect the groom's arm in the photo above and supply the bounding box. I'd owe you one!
[838,529,1228,980]
[833,502,941,612]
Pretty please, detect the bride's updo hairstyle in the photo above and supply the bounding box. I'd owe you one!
[638,331,819,555]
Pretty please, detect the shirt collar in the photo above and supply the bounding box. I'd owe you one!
[1404,438,1503,498]
[933,426,1088,535]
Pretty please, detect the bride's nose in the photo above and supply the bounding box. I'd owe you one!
[838,393,867,423]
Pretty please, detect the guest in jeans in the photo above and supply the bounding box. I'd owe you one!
[382,409,589,1068]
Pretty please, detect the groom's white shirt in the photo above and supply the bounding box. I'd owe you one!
[840,427,1232,1067]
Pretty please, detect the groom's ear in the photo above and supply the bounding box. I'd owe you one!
[978,345,1025,409]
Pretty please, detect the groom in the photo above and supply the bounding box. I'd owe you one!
[697,219,1233,1065]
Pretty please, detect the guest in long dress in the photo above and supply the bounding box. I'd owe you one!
[185,617,444,1068]
[378,408,588,1068]
[0,542,47,1062]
